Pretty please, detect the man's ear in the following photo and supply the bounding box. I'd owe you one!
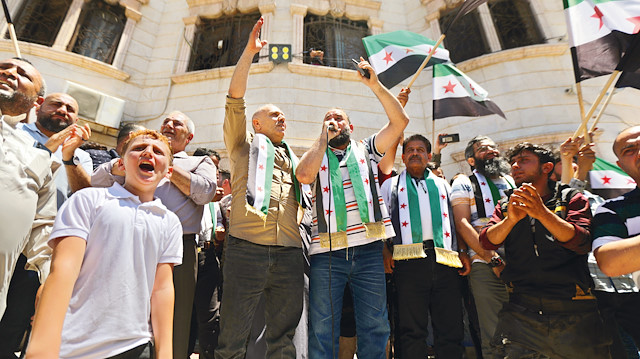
[542,162,554,175]
[252,119,261,132]
[165,166,174,179]
[116,158,125,172]
[428,152,433,161]
[186,133,194,144]
[466,157,475,167]
[33,96,45,111]
[349,123,354,133]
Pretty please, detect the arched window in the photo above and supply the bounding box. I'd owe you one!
[11,0,72,46]
[440,9,489,63]
[68,0,127,64]
[489,0,543,50]
[303,14,369,69]
[188,12,261,71]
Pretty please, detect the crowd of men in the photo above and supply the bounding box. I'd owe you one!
[1,16,640,359]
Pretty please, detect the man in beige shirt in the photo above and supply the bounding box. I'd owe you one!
[215,18,303,359]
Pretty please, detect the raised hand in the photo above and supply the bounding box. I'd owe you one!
[246,17,268,54]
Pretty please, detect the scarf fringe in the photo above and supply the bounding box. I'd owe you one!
[319,232,348,248]
[435,247,463,268]
[392,243,426,260]
[245,203,268,224]
[364,221,386,239]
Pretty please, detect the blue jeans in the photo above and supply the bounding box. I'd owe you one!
[308,241,389,359]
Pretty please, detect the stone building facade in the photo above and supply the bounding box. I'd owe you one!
[1,0,635,175]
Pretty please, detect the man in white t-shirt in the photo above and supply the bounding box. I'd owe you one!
[450,135,514,359]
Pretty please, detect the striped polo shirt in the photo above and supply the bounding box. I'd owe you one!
[592,187,640,251]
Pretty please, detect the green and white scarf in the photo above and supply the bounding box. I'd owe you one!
[316,140,385,248]
[246,134,300,221]
[473,169,514,217]
[391,169,461,267]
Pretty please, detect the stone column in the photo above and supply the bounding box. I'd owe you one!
[425,12,441,41]
[368,17,383,36]
[52,0,89,51]
[111,7,140,68]
[258,2,275,63]
[477,2,501,52]
[175,16,198,74]
[290,4,307,64]
[0,0,23,39]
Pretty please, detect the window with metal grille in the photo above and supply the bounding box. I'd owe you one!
[68,0,126,64]
[440,8,490,63]
[489,0,544,50]
[188,12,261,72]
[303,14,369,69]
[10,0,72,47]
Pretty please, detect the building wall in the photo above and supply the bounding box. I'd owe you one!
[2,0,636,176]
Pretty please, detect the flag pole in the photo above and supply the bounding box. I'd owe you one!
[1,0,20,58]
[406,34,446,89]
[572,70,620,138]
[575,82,588,140]
[589,85,616,133]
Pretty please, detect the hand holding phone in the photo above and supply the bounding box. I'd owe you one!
[439,133,460,144]
[351,59,370,79]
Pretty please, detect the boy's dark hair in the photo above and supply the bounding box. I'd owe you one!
[506,142,555,167]
[464,135,493,160]
[402,134,431,154]
[117,123,146,145]
[219,169,231,182]
[193,147,220,162]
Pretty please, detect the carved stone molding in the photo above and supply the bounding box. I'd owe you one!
[171,61,274,84]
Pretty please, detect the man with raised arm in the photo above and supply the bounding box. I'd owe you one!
[295,58,409,359]
[215,17,305,359]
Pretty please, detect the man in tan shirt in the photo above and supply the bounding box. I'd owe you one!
[215,18,303,359]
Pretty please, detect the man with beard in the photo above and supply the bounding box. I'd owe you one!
[0,58,57,357]
[19,93,93,207]
[295,59,409,359]
[479,143,609,358]
[450,135,514,359]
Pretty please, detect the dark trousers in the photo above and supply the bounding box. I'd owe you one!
[595,291,640,359]
[215,236,303,359]
[0,254,40,358]
[106,342,154,359]
[393,256,464,359]
[173,235,198,359]
[192,247,222,359]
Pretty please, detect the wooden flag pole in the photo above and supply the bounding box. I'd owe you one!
[406,34,446,89]
[590,84,616,133]
[1,0,20,58]
[432,120,436,154]
[575,82,588,139]
[572,70,619,139]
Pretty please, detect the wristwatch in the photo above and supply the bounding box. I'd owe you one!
[62,156,79,166]
[489,256,505,268]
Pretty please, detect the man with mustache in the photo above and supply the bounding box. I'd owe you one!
[295,59,409,358]
[449,135,514,358]
[380,134,470,358]
[479,142,609,358]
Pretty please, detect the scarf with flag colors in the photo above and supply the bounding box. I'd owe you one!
[564,0,640,82]
[246,134,301,220]
[433,63,505,120]
[362,31,450,89]
[589,157,636,189]
[473,170,515,217]
[316,140,387,248]
[389,170,462,268]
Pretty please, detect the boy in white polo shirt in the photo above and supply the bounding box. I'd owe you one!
[26,129,183,359]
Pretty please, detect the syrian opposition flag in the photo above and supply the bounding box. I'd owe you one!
[589,157,636,189]
[564,0,640,83]
[615,33,640,89]
[432,63,505,120]
[363,31,450,89]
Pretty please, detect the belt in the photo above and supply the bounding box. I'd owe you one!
[183,234,196,241]
[509,293,597,315]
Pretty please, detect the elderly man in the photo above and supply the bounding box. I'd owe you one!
[295,58,409,358]
[215,17,305,359]
[479,142,609,358]
[450,135,514,359]
[380,134,470,358]
[19,93,92,207]
[92,110,217,359]
[0,57,57,353]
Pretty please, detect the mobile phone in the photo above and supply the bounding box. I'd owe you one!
[351,59,370,79]
[439,133,460,144]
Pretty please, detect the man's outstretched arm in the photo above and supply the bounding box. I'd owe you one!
[228,17,267,99]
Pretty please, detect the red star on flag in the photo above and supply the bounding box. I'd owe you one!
[325,209,333,215]
[369,200,372,205]
[481,182,486,186]
[405,48,414,54]
[591,6,604,30]
[320,165,327,172]
[485,198,491,203]
[400,187,405,192]
[402,221,408,227]
[323,187,330,193]
[383,51,394,65]
[400,203,407,209]
[444,231,450,238]
[443,213,448,218]
[360,158,366,164]
[628,16,640,34]
[469,84,479,96]
[601,175,612,184]
[628,179,637,185]
[443,81,457,93]
[257,186,263,192]
[261,145,265,150]
[258,164,264,170]
[364,178,369,185]
[441,194,446,200]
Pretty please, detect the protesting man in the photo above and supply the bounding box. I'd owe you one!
[215,17,305,359]
[479,142,610,358]
[450,135,514,358]
[295,58,409,358]
[381,134,470,358]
